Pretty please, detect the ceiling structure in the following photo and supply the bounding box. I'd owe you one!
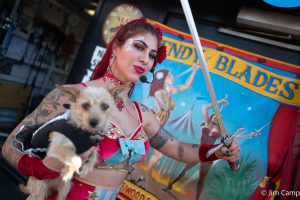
[175,0,300,47]
[3,0,299,49]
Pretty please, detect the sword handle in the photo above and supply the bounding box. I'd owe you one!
[222,134,241,171]
[228,160,240,171]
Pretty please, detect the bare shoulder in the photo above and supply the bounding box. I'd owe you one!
[136,103,151,114]
[135,102,155,118]
[135,102,160,138]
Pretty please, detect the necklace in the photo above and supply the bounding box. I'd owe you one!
[102,70,127,111]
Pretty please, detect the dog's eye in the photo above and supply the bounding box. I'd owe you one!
[81,102,90,110]
[100,103,109,111]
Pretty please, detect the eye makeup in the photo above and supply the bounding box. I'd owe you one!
[124,36,157,61]
[125,36,145,52]
[126,38,134,51]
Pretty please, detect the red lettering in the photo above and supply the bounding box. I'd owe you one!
[135,191,140,198]
[125,185,132,194]
[140,194,145,200]
[130,189,136,197]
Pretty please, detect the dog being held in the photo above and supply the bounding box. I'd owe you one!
[25,84,129,200]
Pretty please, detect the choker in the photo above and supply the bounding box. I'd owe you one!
[102,70,127,111]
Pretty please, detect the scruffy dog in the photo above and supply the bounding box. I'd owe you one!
[25,85,128,200]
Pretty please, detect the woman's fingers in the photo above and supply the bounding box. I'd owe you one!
[215,140,240,162]
[215,146,228,158]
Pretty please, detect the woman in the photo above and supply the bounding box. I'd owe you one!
[2,18,240,200]
[146,66,199,174]
[148,66,199,125]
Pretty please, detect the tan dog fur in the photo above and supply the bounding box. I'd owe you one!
[25,84,129,200]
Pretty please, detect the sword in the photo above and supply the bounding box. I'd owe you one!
[206,128,245,158]
[180,0,240,170]
[207,121,271,157]
[235,121,271,139]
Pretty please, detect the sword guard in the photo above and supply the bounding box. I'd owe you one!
[228,160,240,171]
[223,128,244,171]
[207,127,245,171]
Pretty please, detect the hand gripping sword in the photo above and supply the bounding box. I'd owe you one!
[180,0,242,171]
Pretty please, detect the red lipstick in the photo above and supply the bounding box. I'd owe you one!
[133,65,145,74]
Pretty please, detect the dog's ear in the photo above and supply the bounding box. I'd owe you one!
[108,84,131,103]
[56,84,80,102]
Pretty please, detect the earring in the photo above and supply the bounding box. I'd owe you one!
[109,55,116,66]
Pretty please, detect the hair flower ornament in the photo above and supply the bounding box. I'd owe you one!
[156,45,167,64]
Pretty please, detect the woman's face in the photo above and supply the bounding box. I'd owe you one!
[112,33,158,83]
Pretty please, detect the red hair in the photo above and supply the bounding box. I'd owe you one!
[90,18,166,81]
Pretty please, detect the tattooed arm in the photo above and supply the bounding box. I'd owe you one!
[2,87,73,168]
[141,104,200,164]
[149,126,200,164]
[141,104,240,164]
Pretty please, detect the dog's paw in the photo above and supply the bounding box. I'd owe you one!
[61,156,82,181]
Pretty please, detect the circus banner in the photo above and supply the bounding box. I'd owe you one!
[130,20,300,200]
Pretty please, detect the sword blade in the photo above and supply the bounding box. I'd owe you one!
[180,0,227,139]
[257,121,271,132]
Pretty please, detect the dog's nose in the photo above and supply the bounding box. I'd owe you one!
[89,119,99,127]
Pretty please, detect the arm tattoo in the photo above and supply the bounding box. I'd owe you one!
[3,137,23,167]
[36,89,66,118]
[150,126,175,150]
[140,104,149,112]
[191,144,199,148]
[22,89,66,125]
[178,143,184,159]
[2,89,67,167]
